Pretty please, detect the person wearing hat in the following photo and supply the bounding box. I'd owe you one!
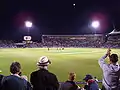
[98,48,120,90]
[83,74,99,90]
[30,56,59,90]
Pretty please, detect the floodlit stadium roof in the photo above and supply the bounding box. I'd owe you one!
[108,29,120,35]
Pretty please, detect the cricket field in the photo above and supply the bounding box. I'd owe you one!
[0,48,120,82]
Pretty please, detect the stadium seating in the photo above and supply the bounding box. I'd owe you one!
[0,34,120,48]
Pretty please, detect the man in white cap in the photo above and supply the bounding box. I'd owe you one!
[30,56,59,90]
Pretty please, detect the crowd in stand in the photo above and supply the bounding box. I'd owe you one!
[0,40,16,48]
[42,35,103,48]
[42,35,120,48]
[0,34,120,48]
[0,49,120,90]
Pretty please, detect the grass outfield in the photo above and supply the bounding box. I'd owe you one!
[0,48,120,82]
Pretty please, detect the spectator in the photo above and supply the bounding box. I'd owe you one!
[18,72,32,90]
[59,72,81,90]
[30,56,59,90]
[83,74,99,90]
[98,48,120,90]
[0,74,4,88]
[1,62,31,90]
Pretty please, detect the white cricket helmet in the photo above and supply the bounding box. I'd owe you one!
[37,56,51,66]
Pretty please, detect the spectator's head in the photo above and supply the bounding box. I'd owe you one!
[83,74,93,82]
[109,54,118,64]
[37,56,51,68]
[10,62,21,74]
[68,72,76,81]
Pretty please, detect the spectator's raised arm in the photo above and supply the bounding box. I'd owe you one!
[98,48,111,69]
[98,54,107,69]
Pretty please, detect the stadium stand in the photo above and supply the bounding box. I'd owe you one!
[42,34,120,48]
[0,40,16,48]
[0,34,120,48]
[42,34,104,48]
[104,34,120,48]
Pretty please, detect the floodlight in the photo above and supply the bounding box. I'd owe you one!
[25,21,32,28]
[73,4,75,6]
[91,21,100,29]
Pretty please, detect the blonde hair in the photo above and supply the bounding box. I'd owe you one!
[68,72,76,81]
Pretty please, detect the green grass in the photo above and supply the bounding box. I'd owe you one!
[0,48,120,83]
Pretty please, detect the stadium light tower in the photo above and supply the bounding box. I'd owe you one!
[25,21,32,35]
[91,20,100,34]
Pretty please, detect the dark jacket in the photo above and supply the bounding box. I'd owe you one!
[1,75,30,90]
[30,69,59,90]
[84,79,99,90]
[0,74,4,88]
[59,81,80,90]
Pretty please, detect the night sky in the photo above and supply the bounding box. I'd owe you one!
[0,0,120,40]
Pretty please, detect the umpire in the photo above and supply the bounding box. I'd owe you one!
[30,56,59,90]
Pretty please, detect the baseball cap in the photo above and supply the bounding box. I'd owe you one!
[37,56,51,66]
[83,74,93,81]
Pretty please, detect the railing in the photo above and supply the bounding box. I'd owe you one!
[59,80,102,84]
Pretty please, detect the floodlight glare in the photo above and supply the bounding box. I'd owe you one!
[91,21,100,29]
[25,21,32,28]
[73,4,75,6]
